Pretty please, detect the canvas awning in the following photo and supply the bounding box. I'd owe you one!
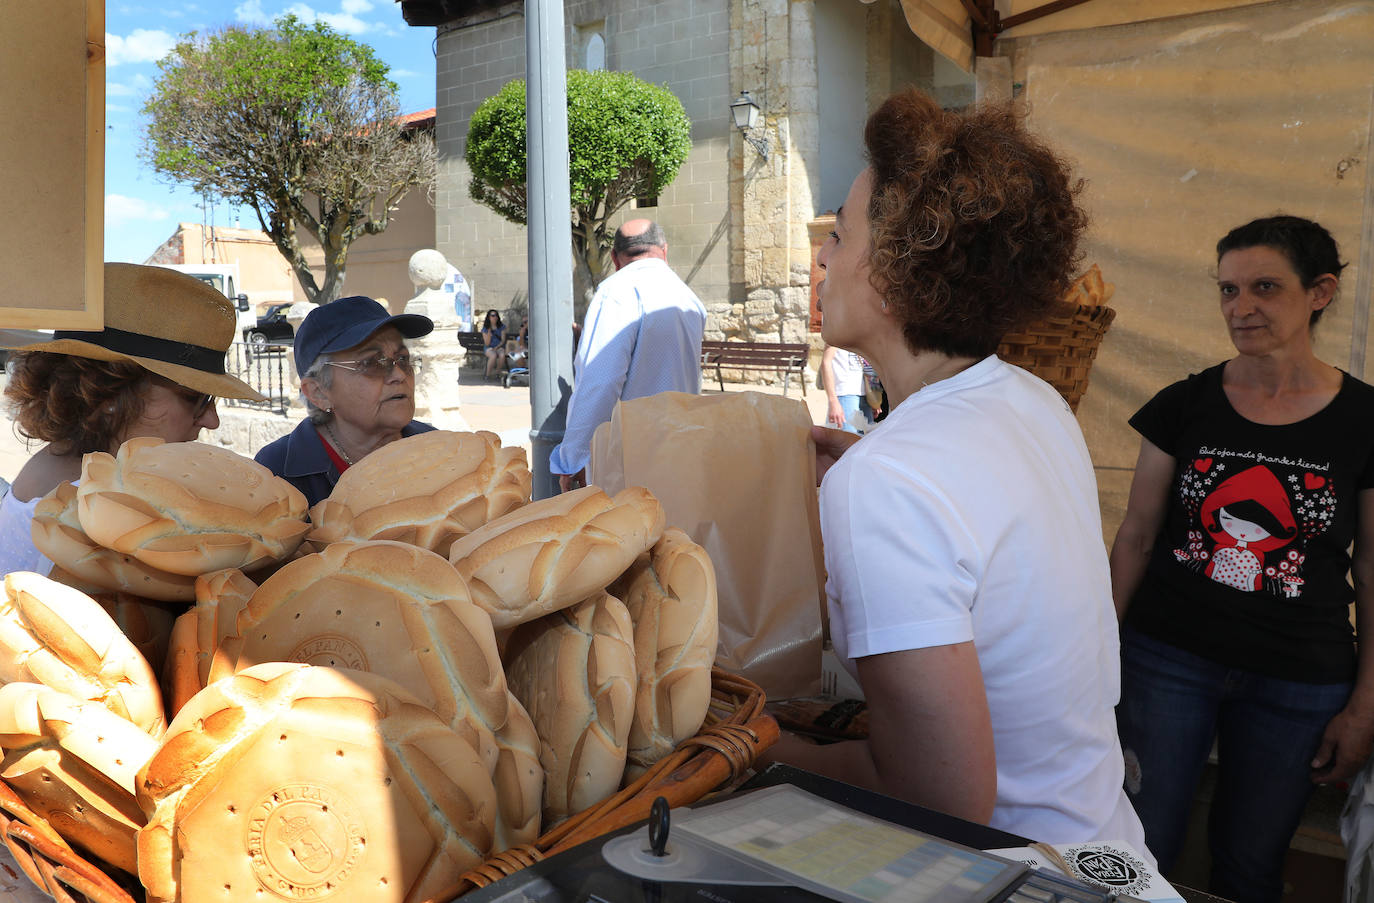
[903,0,1276,70]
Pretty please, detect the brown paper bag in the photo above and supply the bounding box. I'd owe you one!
[589,391,824,699]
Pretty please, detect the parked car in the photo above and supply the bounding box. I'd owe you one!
[243,304,295,348]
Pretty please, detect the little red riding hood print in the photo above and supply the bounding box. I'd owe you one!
[1173,456,1338,600]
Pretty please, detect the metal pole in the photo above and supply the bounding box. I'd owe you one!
[524,0,574,500]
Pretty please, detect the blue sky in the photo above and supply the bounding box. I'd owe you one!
[104,0,436,263]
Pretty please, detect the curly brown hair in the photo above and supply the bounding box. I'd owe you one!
[5,352,153,454]
[864,90,1088,358]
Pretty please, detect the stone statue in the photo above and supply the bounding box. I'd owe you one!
[404,249,472,431]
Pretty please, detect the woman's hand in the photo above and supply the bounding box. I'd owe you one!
[1311,704,1374,783]
[811,425,861,485]
[826,399,847,429]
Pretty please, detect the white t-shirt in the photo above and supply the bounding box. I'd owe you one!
[829,348,865,397]
[821,356,1147,852]
[0,489,47,577]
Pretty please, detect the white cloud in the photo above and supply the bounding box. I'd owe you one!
[234,0,270,25]
[106,103,133,114]
[106,194,170,224]
[390,68,418,79]
[284,2,373,34]
[106,29,177,66]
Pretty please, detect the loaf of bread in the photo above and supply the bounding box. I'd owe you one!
[135,662,498,903]
[306,430,531,557]
[162,611,199,721]
[449,486,665,629]
[31,482,198,602]
[0,682,158,874]
[614,528,718,771]
[90,591,180,685]
[76,437,310,577]
[0,572,165,736]
[224,540,544,847]
[192,568,257,688]
[504,591,636,824]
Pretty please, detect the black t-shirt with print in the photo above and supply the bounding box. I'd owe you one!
[1126,363,1374,683]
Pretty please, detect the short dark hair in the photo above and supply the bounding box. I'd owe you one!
[1217,215,1345,326]
[613,221,667,258]
[5,353,152,454]
[863,90,1088,358]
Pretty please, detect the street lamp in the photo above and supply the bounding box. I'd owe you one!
[729,90,769,161]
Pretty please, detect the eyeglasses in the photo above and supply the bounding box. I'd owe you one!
[324,353,419,379]
[189,392,216,419]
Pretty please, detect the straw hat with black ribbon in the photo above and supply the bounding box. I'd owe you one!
[5,263,265,402]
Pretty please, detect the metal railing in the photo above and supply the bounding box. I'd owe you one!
[223,342,293,414]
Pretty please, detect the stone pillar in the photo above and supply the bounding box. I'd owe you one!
[727,0,819,375]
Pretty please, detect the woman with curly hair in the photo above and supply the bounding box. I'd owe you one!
[765,90,1147,851]
[0,263,263,575]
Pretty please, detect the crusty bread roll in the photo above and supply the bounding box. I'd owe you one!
[76,437,310,577]
[90,591,180,683]
[614,528,718,772]
[192,568,257,688]
[136,662,497,903]
[306,430,531,557]
[162,611,199,721]
[224,540,544,848]
[32,482,198,602]
[504,591,636,824]
[0,572,165,736]
[449,486,665,630]
[0,682,158,874]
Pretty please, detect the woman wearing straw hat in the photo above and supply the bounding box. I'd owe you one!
[0,263,265,576]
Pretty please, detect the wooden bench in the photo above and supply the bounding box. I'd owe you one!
[700,340,810,397]
[456,330,488,369]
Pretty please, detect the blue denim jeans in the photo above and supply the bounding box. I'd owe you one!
[837,394,863,434]
[1116,626,1350,903]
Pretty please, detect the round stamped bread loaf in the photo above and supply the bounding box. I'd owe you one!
[449,486,666,630]
[226,540,544,848]
[135,662,498,903]
[32,482,198,602]
[306,430,531,557]
[77,437,310,577]
[615,528,719,771]
[0,682,158,874]
[0,572,165,736]
[504,591,636,824]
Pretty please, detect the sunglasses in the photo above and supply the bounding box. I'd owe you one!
[324,352,420,379]
[153,376,215,419]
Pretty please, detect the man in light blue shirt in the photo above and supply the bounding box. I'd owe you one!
[551,219,706,491]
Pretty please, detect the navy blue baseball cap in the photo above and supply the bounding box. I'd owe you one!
[293,296,433,374]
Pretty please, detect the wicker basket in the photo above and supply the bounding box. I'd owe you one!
[996,300,1117,414]
[0,668,775,903]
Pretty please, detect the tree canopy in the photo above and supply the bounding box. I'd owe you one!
[466,70,692,300]
[142,15,436,303]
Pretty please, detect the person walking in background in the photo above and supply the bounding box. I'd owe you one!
[1111,215,1374,902]
[550,219,706,492]
[822,344,867,434]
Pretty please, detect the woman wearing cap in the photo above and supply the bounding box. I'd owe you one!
[0,263,265,576]
[762,90,1146,852]
[254,296,434,507]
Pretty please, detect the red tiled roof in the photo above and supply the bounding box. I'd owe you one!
[400,107,437,130]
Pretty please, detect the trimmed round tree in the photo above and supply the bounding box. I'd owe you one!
[466,70,692,308]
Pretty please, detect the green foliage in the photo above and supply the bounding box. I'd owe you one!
[141,15,434,302]
[466,70,692,293]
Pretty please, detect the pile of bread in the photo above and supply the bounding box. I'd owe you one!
[1,430,718,902]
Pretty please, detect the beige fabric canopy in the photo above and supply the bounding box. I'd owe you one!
[901,0,1274,71]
